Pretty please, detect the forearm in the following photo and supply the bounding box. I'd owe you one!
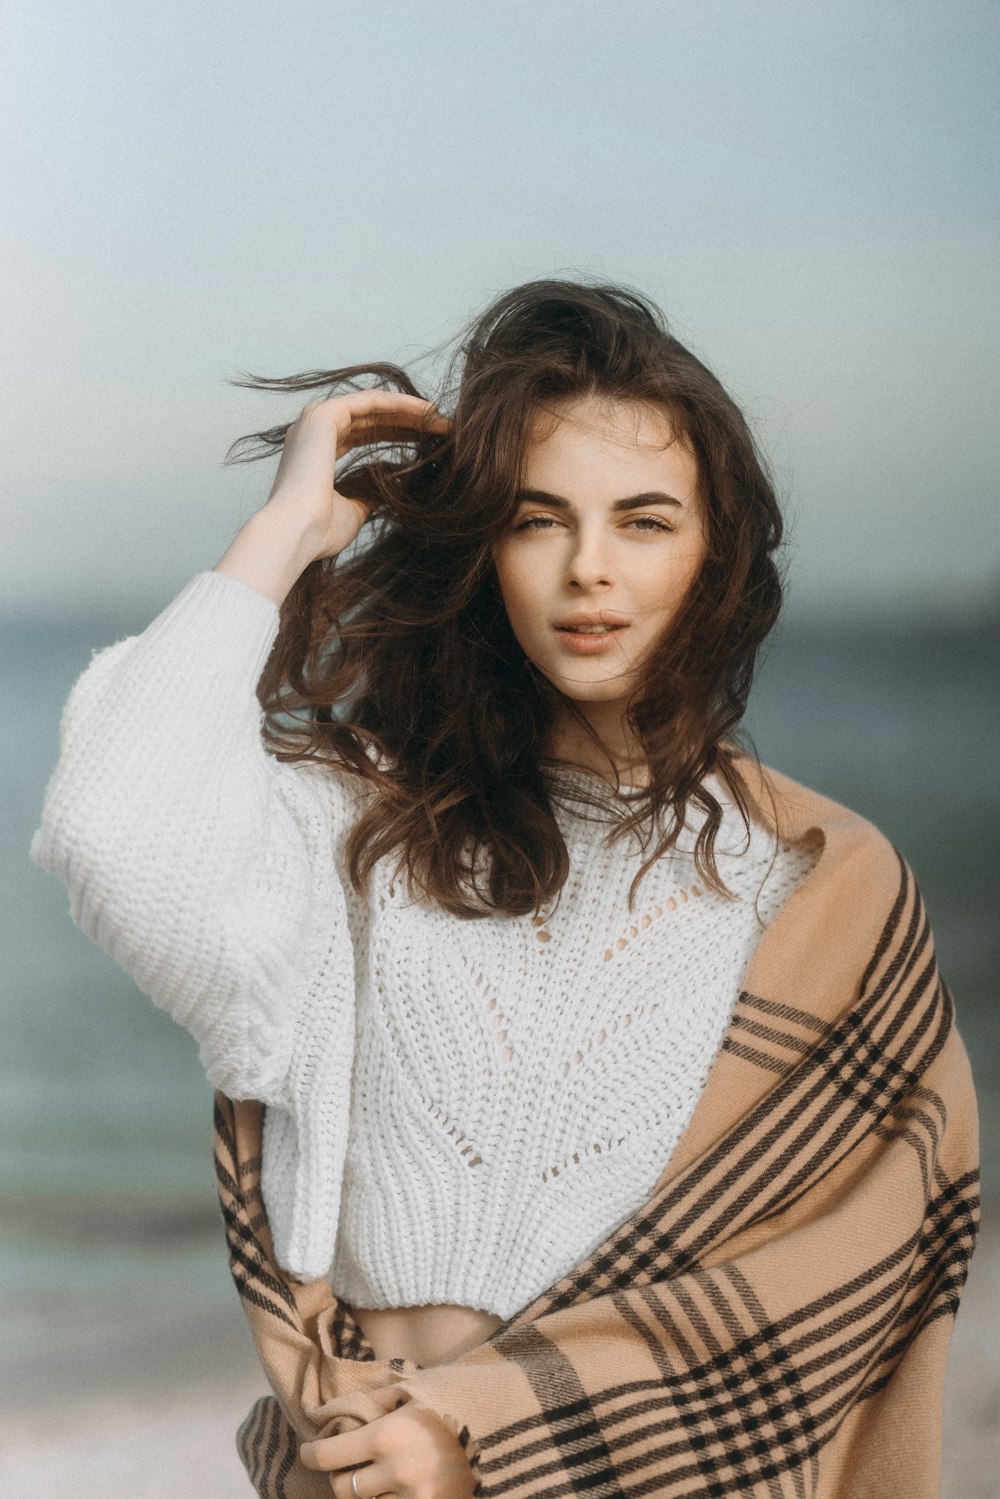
[214,499,329,607]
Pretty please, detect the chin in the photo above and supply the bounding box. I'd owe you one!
[560,684,629,704]
[537,667,635,705]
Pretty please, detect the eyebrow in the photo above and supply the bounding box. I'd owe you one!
[513,487,684,511]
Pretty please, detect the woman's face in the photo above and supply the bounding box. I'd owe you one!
[492,394,708,722]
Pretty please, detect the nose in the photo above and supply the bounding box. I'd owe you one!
[564,525,613,589]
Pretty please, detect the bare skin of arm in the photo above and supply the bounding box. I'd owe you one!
[214,388,450,604]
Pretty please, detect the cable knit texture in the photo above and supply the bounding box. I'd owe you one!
[31,570,819,1315]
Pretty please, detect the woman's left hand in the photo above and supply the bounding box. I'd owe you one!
[299,1385,476,1498]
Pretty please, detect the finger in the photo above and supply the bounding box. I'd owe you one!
[336,428,449,462]
[343,415,448,443]
[328,1459,395,1499]
[338,389,442,419]
[337,407,451,454]
[332,391,449,443]
[363,1386,410,1413]
[297,1390,409,1472]
[329,389,445,429]
[300,1426,381,1473]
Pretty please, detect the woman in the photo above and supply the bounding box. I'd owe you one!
[32,281,977,1499]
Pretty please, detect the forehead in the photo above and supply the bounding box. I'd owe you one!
[520,395,697,487]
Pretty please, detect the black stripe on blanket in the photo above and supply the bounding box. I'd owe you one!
[470,1172,978,1498]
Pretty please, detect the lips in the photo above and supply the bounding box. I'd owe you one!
[553,613,629,632]
[551,617,629,653]
[555,625,626,634]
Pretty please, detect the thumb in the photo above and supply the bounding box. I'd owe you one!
[364,1385,411,1414]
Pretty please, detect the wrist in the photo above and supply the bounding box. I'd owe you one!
[214,503,326,607]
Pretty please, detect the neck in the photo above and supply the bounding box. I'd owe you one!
[544,701,650,788]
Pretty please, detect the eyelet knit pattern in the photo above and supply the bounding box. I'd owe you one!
[31,570,819,1315]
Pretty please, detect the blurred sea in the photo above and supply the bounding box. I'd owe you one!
[2,601,998,1489]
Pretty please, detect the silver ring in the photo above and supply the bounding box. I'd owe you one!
[350,1469,366,1499]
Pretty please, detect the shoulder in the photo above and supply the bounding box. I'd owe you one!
[722,755,915,927]
[723,754,892,851]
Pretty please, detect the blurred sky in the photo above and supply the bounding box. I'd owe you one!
[2,0,998,619]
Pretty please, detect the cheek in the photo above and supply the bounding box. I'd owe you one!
[492,549,542,622]
[666,528,709,584]
[635,546,706,623]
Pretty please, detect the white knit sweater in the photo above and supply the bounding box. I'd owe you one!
[31,570,819,1316]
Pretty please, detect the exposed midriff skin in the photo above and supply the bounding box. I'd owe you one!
[351,1303,506,1368]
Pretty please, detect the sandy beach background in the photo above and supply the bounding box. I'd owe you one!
[2,607,997,1497]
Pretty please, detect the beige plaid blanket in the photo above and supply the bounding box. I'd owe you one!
[213,763,979,1497]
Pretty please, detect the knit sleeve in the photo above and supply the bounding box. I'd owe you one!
[29,569,356,1105]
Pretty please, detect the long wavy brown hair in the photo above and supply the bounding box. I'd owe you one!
[224,279,786,919]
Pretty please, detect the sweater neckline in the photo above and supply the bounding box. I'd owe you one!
[544,763,648,800]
